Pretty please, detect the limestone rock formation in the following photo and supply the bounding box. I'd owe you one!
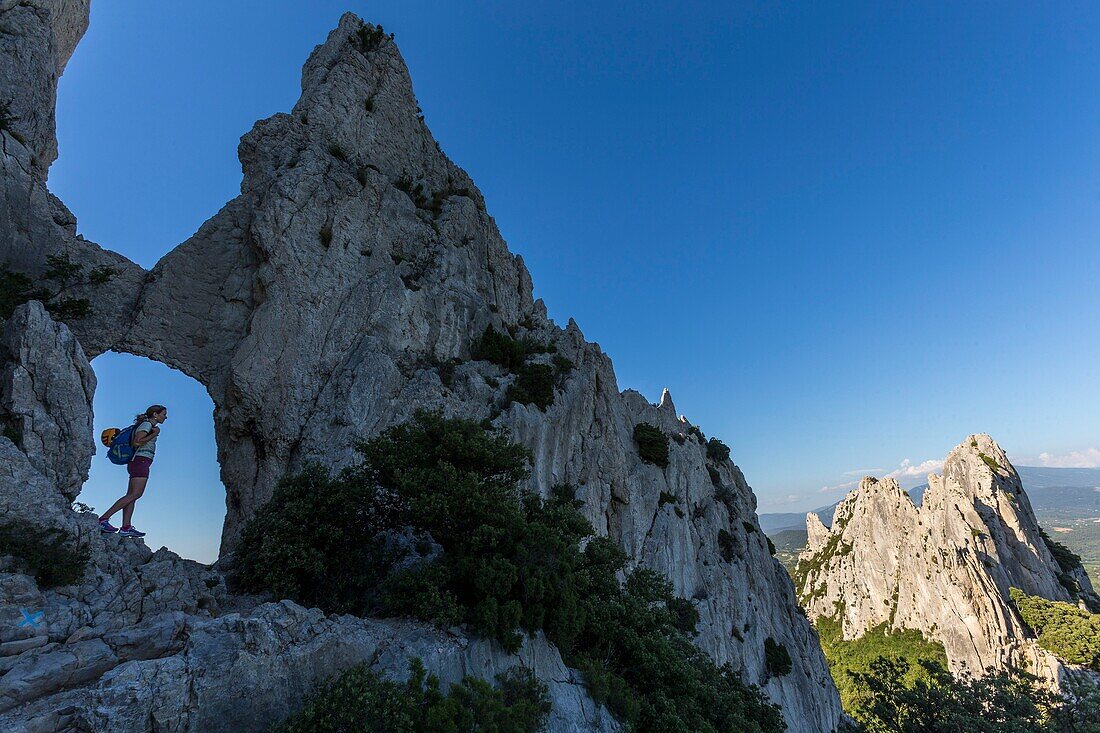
[797,433,1100,690]
[0,2,843,730]
[1,301,96,500]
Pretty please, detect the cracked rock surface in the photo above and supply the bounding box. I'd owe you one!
[0,2,842,730]
[798,434,1100,691]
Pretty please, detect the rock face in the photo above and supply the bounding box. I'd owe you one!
[0,2,843,730]
[797,434,1100,689]
[1,301,96,500]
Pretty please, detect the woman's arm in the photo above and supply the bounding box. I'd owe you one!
[133,427,159,447]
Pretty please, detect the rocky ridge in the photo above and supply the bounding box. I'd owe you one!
[797,433,1100,691]
[0,2,842,730]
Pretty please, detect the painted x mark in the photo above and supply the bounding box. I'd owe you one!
[17,608,44,628]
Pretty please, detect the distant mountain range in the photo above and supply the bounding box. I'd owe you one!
[760,466,1100,533]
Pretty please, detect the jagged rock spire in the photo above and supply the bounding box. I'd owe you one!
[797,434,1099,689]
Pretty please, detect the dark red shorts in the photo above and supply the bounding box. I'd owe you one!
[128,456,153,478]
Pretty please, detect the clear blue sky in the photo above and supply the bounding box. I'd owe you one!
[53,1,1100,562]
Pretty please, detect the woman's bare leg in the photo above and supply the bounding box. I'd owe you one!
[121,477,148,526]
[100,477,147,522]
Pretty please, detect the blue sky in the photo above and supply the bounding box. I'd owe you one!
[53,2,1100,562]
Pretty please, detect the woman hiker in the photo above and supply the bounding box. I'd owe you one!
[98,405,167,538]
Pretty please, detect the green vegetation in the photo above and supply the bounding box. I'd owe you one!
[2,255,115,322]
[688,425,705,443]
[658,491,678,507]
[707,464,721,486]
[743,520,757,534]
[793,533,853,601]
[238,413,783,733]
[1010,588,1100,672]
[1039,527,1087,596]
[820,610,1100,732]
[978,451,1002,473]
[706,438,731,463]
[1041,529,1083,572]
[473,326,527,370]
[318,225,333,247]
[505,363,554,410]
[0,523,88,587]
[470,326,569,411]
[815,614,949,715]
[633,423,669,468]
[394,176,475,219]
[354,24,393,55]
[840,656,1073,733]
[764,637,792,678]
[273,659,549,733]
[718,529,736,562]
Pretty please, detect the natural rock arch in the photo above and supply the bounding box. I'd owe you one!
[0,4,843,728]
[81,351,223,563]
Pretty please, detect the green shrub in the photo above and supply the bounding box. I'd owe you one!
[766,536,777,556]
[706,438,731,463]
[1040,528,1083,573]
[473,326,527,370]
[659,491,678,507]
[551,354,574,384]
[633,423,669,468]
[718,529,736,562]
[743,520,757,534]
[272,658,549,733]
[506,363,555,411]
[842,656,1066,733]
[0,523,88,587]
[1,255,114,322]
[1010,588,1100,671]
[233,463,393,612]
[815,614,949,717]
[764,637,792,678]
[688,425,705,443]
[354,24,392,55]
[1039,528,1086,596]
[318,226,333,247]
[707,464,721,486]
[239,413,783,733]
[571,551,783,732]
[978,451,1001,472]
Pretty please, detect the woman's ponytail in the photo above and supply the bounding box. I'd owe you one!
[135,404,167,424]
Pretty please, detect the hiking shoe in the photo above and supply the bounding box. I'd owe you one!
[99,519,119,533]
[118,525,146,538]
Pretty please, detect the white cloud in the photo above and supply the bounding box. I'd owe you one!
[818,480,857,494]
[884,458,944,483]
[1034,448,1100,468]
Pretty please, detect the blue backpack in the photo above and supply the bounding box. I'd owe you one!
[105,424,139,465]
